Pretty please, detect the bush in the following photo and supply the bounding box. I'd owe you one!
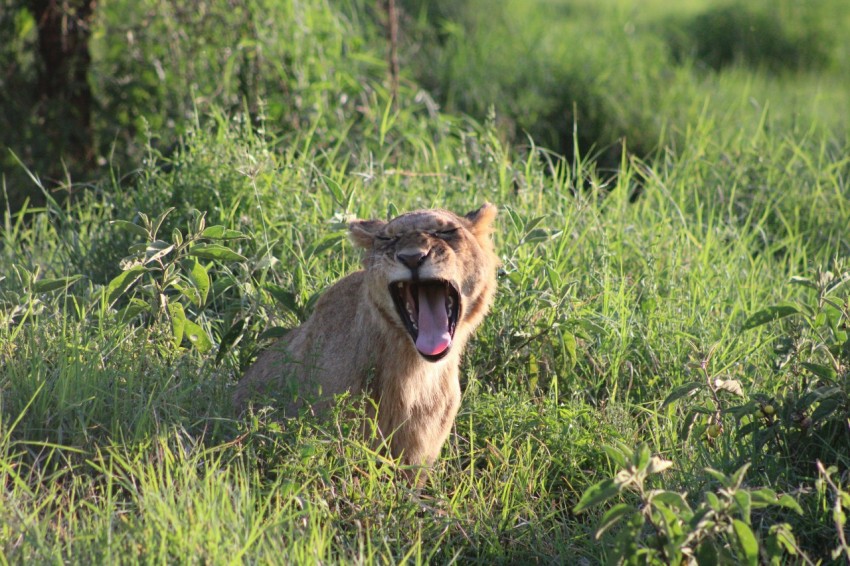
[664,1,835,72]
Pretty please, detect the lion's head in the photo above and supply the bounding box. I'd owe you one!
[349,203,499,361]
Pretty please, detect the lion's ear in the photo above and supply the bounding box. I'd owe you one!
[349,219,387,249]
[464,203,497,237]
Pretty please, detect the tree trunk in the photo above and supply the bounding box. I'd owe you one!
[30,0,97,170]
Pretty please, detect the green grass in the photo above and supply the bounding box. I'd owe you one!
[2,0,850,563]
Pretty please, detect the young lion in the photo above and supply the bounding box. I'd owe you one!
[233,203,499,470]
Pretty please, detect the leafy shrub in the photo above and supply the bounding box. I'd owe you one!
[575,443,803,565]
[664,1,835,72]
[736,262,850,474]
[400,0,684,166]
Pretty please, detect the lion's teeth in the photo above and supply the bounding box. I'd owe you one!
[412,321,418,330]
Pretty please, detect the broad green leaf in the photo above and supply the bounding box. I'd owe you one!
[775,494,803,515]
[324,176,345,204]
[749,487,778,507]
[801,362,837,381]
[182,257,210,306]
[561,331,577,370]
[741,304,800,331]
[768,523,798,556]
[662,381,702,407]
[704,491,721,511]
[183,319,213,353]
[635,444,651,472]
[115,298,150,323]
[32,275,82,293]
[730,463,751,488]
[106,266,147,305]
[732,519,759,566]
[649,490,688,510]
[201,225,248,240]
[169,302,186,347]
[574,478,621,513]
[733,490,752,523]
[144,240,175,265]
[811,397,841,422]
[188,244,247,262]
[151,207,176,239]
[595,503,634,538]
[602,444,630,469]
[110,219,149,238]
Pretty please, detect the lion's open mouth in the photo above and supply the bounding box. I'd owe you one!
[389,280,460,361]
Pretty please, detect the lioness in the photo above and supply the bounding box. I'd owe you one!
[234,203,498,470]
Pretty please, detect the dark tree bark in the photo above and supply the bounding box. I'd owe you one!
[29,0,97,169]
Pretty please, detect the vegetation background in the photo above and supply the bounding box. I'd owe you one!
[1,0,849,562]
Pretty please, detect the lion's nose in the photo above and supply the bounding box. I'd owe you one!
[396,249,429,269]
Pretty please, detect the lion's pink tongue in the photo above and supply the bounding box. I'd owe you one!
[416,285,451,356]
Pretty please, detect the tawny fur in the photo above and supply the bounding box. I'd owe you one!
[233,204,499,469]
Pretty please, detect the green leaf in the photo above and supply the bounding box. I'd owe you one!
[169,302,186,347]
[733,490,752,523]
[188,244,247,262]
[201,225,248,240]
[183,319,212,353]
[650,490,689,510]
[561,331,577,370]
[775,494,803,515]
[106,266,147,305]
[182,257,210,307]
[662,381,703,407]
[151,207,176,239]
[110,219,149,238]
[602,444,630,469]
[216,319,245,363]
[635,444,651,472]
[115,298,150,323]
[801,362,837,381]
[144,240,175,265]
[324,176,346,204]
[574,478,621,513]
[732,519,759,566]
[741,304,800,331]
[704,491,722,511]
[768,523,798,556]
[595,503,635,538]
[749,488,778,507]
[32,275,82,293]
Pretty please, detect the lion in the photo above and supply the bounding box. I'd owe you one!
[233,203,499,472]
